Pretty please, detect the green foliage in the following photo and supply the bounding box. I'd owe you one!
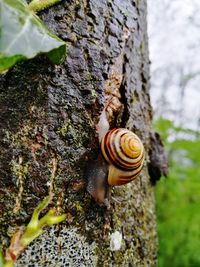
[154,117,200,267]
[0,0,66,73]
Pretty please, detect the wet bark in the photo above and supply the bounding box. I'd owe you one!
[0,0,158,266]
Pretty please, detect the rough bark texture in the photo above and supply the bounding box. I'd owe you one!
[0,0,158,266]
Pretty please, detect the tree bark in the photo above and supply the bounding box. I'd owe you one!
[0,0,158,266]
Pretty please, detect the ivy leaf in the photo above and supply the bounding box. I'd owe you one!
[0,0,66,73]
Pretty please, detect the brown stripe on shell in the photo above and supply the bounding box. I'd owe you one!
[101,128,117,165]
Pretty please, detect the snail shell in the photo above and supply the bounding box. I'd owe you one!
[101,128,145,186]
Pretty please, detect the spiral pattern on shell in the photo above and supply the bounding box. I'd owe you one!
[101,128,145,185]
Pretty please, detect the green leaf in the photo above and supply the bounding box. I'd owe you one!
[0,0,66,73]
[28,0,62,12]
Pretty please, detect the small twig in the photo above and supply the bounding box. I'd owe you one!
[2,196,66,266]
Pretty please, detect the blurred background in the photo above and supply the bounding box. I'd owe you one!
[148,0,200,266]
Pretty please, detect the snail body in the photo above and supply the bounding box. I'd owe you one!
[101,128,145,186]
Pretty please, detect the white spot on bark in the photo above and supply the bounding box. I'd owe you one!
[110,231,122,251]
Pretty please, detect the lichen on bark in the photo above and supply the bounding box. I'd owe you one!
[0,0,158,266]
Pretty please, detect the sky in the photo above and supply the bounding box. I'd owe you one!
[147,0,200,130]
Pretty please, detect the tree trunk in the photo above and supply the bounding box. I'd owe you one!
[0,0,158,266]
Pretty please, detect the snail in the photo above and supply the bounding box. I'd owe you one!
[86,128,145,204]
[101,128,145,185]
